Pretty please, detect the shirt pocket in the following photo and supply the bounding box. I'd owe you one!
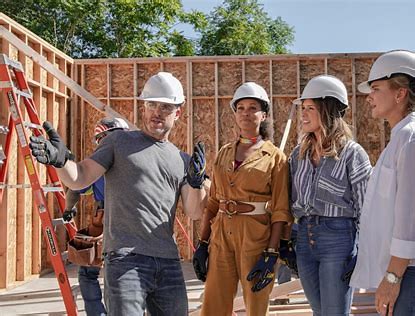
[374,165,396,203]
[315,174,347,207]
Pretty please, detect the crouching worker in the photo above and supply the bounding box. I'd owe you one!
[29,72,209,316]
[65,117,129,316]
[193,82,293,316]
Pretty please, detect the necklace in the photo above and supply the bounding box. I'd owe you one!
[239,135,262,144]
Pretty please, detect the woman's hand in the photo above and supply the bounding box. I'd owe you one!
[375,278,401,316]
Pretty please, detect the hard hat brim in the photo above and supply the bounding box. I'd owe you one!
[357,81,371,94]
[138,96,184,105]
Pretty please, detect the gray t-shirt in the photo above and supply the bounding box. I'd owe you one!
[90,130,189,259]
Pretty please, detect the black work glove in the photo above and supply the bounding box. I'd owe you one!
[62,207,77,222]
[279,239,298,276]
[186,141,206,189]
[247,250,279,292]
[192,241,209,282]
[29,121,74,168]
[341,254,357,283]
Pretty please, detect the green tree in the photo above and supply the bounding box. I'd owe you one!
[198,0,294,56]
[0,0,204,58]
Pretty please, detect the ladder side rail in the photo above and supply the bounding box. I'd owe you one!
[0,116,14,206]
[0,62,78,315]
[13,67,77,239]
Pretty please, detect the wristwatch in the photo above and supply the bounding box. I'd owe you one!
[385,271,402,284]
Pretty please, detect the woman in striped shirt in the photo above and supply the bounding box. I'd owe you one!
[289,75,372,316]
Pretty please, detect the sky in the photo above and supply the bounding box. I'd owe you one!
[180,0,414,54]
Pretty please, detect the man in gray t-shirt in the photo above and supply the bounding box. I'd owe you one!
[29,72,209,316]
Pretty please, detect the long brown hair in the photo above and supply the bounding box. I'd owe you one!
[299,97,353,160]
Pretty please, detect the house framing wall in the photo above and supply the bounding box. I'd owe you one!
[0,12,386,290]
[74,52,384,260]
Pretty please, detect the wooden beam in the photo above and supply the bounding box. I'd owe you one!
[0,26,136,131]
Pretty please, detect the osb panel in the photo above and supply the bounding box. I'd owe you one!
[192,63,215,97]
[356,95,382,164]
[137,63,161,95]
[164,62,187,96]
[84,103,104,157]
[110,100,134,124]
[327,58,353,94]
[24,187,33,278]
[272,60,297,95]
[218,98,238,148]
[218,62,242,96]
[9,44,18,61]
[85,65,107,98]
[273,97,298,155]
[111,64,134,97]
[192,99,216,177]
[169,102,188,152]
[25,56,33,80]
[245,61,270,95]
[299,59,325,92]
[343,96,354,126]
[355,58,377,89]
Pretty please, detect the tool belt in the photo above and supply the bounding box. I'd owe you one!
[218,200,268,217]
[67,209,104,267]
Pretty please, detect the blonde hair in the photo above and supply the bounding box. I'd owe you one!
[299,97,353,160]
[388,74,415,113]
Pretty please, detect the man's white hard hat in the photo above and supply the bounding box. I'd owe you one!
[358,50,415,94]
[138,72,185,105]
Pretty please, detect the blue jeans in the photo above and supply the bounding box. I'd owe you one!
[393,266,415,316]
[78,266,107,316]
[104,250,188,316]
[296,216,356,316]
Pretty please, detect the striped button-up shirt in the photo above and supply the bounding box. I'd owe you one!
[289,140,372,219]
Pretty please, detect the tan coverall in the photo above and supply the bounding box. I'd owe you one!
[201,140,293,316]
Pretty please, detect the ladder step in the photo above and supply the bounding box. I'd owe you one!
[14,87,32,99]
[0,125,9,134]
[0,54,24,71]
[52,218,66,227]
[42,186,64,192]
[23,121,43,130]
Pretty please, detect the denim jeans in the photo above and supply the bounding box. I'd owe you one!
[296,216,356,316]
[393,266,415,316]
[78,266,107,316]
[104,250,188,316]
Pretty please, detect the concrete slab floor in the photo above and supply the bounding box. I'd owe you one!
[0,261,203,316]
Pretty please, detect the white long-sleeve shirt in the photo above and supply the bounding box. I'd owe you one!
[350,112,415,289]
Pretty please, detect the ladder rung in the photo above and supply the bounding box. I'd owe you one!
[43,186,64,192]
[23,121,43,130]
[52,218,66,227]
[14,87,32,99]
[0,54,24,71]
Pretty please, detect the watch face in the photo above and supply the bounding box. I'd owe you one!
[386,272,398,283]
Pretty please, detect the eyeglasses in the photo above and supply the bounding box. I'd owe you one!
[144,101,178,114]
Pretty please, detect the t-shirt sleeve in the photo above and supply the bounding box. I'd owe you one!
[89,132,116,170]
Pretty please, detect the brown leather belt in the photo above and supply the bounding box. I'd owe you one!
[218,200,268,217]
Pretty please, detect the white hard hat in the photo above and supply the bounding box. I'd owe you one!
[138,72,185,105]
[358,50,415,93]
[230,82,270,112]
[293,75,348,110]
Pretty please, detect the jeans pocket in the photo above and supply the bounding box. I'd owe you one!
[104,250,132,263]
[321,218,353,232]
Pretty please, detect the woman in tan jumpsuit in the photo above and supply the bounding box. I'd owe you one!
[193,82,293,316]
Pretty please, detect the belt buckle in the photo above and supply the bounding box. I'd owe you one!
[225,200,238,218]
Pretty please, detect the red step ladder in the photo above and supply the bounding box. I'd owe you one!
[0,54,78,315]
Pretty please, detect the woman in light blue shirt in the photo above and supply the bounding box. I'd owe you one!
[350,50,415,316]
[289,75,372,316]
